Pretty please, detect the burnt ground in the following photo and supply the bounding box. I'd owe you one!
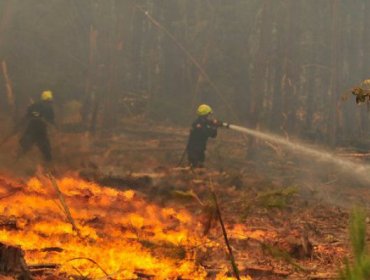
[1,117,370,279]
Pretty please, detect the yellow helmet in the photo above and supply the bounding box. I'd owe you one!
[41,90,53,101]
[197,104,212,116]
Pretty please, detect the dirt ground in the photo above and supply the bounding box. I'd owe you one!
[1,118,370,279]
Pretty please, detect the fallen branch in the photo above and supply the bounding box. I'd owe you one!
[135,269,155,279]
[28,263,60,270]
[41,247,64,253]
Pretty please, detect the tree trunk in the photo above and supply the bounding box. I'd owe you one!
[326,1,340,147]
[0,0,14,57]
[247,0,272,157]
[1,61,15,118]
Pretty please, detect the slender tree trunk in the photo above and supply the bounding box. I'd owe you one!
[159,0,187,121]
[1,60,15,117]
[282,0,300,135]
[247,0,272,156]
[360,1,370,138]
[0,0,14,57]
[327,1,340,147]
[0,0,15,116]
[81,24,97,125]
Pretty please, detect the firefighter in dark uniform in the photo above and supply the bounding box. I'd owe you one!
[19,90,55,162]
[186,104,229,167]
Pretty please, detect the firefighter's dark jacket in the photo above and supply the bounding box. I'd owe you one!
[25,101,55,131]
[187,116,218,152]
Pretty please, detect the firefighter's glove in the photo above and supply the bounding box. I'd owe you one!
[211,119,230,128]
[211,119,224,127]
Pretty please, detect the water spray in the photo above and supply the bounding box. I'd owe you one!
[228,124,370,185]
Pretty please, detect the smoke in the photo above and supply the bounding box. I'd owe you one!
[229,124,370,188]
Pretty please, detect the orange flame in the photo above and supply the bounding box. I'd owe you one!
[0,175,209,279]
[0,175,268,279]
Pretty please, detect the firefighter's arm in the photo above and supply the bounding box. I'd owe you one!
[210,119,230,128]
[46,108,59,130]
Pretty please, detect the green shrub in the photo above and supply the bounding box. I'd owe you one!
[340,208,370,280]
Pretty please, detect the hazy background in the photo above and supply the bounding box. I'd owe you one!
[0,0,369,148]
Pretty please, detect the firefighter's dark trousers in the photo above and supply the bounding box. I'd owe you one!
[19,125,52,162]
[187,148,205,168]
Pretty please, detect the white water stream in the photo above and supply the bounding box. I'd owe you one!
[229,124,370,185]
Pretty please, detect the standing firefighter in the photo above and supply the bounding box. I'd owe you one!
[18,90,55,162]
[186,104,229,168]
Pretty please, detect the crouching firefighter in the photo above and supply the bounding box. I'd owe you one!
[186,104,229,168]
[18,90,55,162]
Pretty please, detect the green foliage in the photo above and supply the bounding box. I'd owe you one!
[256,186,298,209]
[339,208,370,280]
[261,243,309,272]
[139,240,186,260]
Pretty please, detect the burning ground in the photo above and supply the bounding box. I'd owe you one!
[0,175,209,279]
[0,168,351,279]
[0,120,366,279]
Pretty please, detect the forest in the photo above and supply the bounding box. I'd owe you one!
[0,0,369,144]
[1,1,370,279]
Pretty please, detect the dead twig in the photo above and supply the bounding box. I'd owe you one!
[72,265,86,279]
[65,257,112,279]
[173,189,205,206]
[209,179,241,280]
[133,3,245,129]
[0,188,22,200]
[46,172,82,238]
